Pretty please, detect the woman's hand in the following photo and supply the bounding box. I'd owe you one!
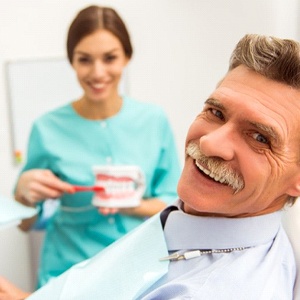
[0,276,31,300]
[98,207,120,215]
[15,169,75,231]
[97,198,167,217]
[15,169,74,206]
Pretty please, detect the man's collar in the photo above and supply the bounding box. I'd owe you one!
[163,200,282,251]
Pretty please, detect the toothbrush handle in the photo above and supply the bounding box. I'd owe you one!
[73,186,105,192]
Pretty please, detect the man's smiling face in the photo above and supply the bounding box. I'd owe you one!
[178,65,300,217]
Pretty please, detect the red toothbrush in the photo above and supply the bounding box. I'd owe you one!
[72,185,105,193]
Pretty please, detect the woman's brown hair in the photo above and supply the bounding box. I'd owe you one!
[67,5,133,63]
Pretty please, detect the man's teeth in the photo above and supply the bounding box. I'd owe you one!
[195,160,226,184]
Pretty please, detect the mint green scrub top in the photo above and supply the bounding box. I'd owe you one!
[21,96,181,288]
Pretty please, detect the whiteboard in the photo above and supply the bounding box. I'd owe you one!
[5,57,128,166]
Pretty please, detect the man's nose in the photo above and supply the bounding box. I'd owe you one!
[199,124,236,161]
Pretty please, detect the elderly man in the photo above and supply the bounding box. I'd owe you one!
[1,33,299,299]
[137,33,299,299]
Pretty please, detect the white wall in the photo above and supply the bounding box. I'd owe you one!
[0,0,299,292]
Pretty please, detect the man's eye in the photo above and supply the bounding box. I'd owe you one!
[210,108,224,120]
[252,133,269,144]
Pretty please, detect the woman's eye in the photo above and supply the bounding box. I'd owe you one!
[104,55,117,63]
[252,133,269,144]
[78,57,91,64]
[210,108,224,120]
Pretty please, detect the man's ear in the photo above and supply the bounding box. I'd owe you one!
[286,175,300,197]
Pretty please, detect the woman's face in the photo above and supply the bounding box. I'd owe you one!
[72,29,129,103]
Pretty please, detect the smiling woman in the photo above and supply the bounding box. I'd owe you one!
[13,5,181,289]
[71,29,128,119]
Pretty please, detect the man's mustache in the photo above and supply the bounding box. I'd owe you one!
[186,142,245,193]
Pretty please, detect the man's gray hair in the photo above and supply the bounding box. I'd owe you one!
[229,34,300,89]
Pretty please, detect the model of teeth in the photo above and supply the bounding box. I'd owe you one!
[98,179,135,195]
[92,166,146,207]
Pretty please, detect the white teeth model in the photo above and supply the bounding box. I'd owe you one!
[98,180,135,195]
[195,160,226,184]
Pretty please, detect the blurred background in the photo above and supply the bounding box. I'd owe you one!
[0,0,299,292]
